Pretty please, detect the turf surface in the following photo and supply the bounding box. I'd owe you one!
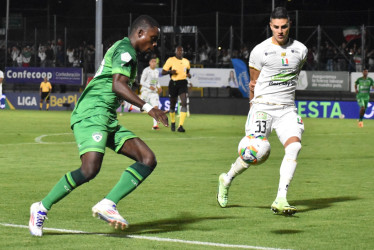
[0,110,373,249]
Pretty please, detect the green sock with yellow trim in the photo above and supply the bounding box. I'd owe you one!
[41,169,86,210]
[105,162,154,204]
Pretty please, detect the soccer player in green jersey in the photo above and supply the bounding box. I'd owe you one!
[29,15,168,236]
[355,68,374,127]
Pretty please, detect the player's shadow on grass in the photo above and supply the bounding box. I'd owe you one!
[45,213,235,236]
[293,196,360,213]
[271,229,303,234]
[111,213,233,236]
[255,196,359,214]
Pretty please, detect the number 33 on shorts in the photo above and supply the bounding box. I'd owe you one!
[246,111,272,137]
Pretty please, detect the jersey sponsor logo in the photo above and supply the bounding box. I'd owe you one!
[121,52,132,63]
[271,72,296,82]
[256,111,268,120]
[92,132,103,142]
[264,51,276,56]
[269,80,295,87]
[291,49,300,54]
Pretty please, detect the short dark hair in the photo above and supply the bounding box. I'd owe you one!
[130,15,159,35]
[149,54,158,60]
[270,7,289,21]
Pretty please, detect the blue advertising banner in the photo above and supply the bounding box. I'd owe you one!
[231,59,250,98]
[4,93,372,120]
[5,67,83,85]
[296,100,374,119]
[116,97,176,113]
[5,92,81,110]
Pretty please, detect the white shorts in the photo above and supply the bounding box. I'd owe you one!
[245,103,304,146]
[140,91,159,107]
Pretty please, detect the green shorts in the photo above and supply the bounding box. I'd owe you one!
[72,114,137,156]
[357,95,370,109]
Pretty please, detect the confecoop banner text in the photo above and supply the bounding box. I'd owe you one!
[5,67,83,85]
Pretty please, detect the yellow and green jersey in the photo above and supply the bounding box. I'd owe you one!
[355,77,374,98]
[71,37,137,126]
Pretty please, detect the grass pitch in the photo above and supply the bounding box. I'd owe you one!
[0,110,373,249]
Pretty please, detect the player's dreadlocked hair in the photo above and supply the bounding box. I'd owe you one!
[130,15,159,35]
[270,7,289,21]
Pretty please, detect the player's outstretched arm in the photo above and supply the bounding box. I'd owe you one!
[112,73,168,127]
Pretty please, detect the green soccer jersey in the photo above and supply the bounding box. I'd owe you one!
[71,37,137,126]
[355,76,374,98]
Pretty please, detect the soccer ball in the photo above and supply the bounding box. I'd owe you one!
[238,134,271,165]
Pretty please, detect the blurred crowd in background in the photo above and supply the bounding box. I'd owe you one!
[2,36,374,74]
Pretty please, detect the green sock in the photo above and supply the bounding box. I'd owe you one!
[105,162,153,204]
[41,173,77,210]
[41,169,87,210]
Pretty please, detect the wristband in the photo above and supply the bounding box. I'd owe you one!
[142,103,153,113]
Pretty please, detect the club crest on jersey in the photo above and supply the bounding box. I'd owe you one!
[281,58,289,66]
[281,52,286,57]
[92,132,103,142]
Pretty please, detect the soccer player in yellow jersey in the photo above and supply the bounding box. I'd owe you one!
[162,46,191,132]
[39,77,52,110]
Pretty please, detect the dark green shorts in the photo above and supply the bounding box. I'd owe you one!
[72,114,137,156]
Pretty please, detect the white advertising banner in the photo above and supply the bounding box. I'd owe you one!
[350,72,374,93]
[157,68,235,88]
[296,70,350,91]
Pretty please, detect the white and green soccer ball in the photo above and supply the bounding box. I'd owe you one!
[238,134,271,165]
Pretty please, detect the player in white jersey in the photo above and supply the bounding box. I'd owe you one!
[140,56,162,129]
[217,7,307,215]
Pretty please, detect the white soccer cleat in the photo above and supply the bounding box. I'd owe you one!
[217,173,230,208]
[92,199,129,230]
[29,202,48,237]
[271,197,297,216]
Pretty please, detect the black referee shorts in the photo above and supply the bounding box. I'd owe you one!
[168,79,188,98]
[41,92,50,101]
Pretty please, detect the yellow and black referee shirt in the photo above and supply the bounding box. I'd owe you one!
[40,81,52,93]
[162,57,190,81]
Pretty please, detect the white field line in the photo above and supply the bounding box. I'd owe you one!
[0,222,292,250]
[0,134,237,146]
[0,131,368,147]
[34,133,73,144]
